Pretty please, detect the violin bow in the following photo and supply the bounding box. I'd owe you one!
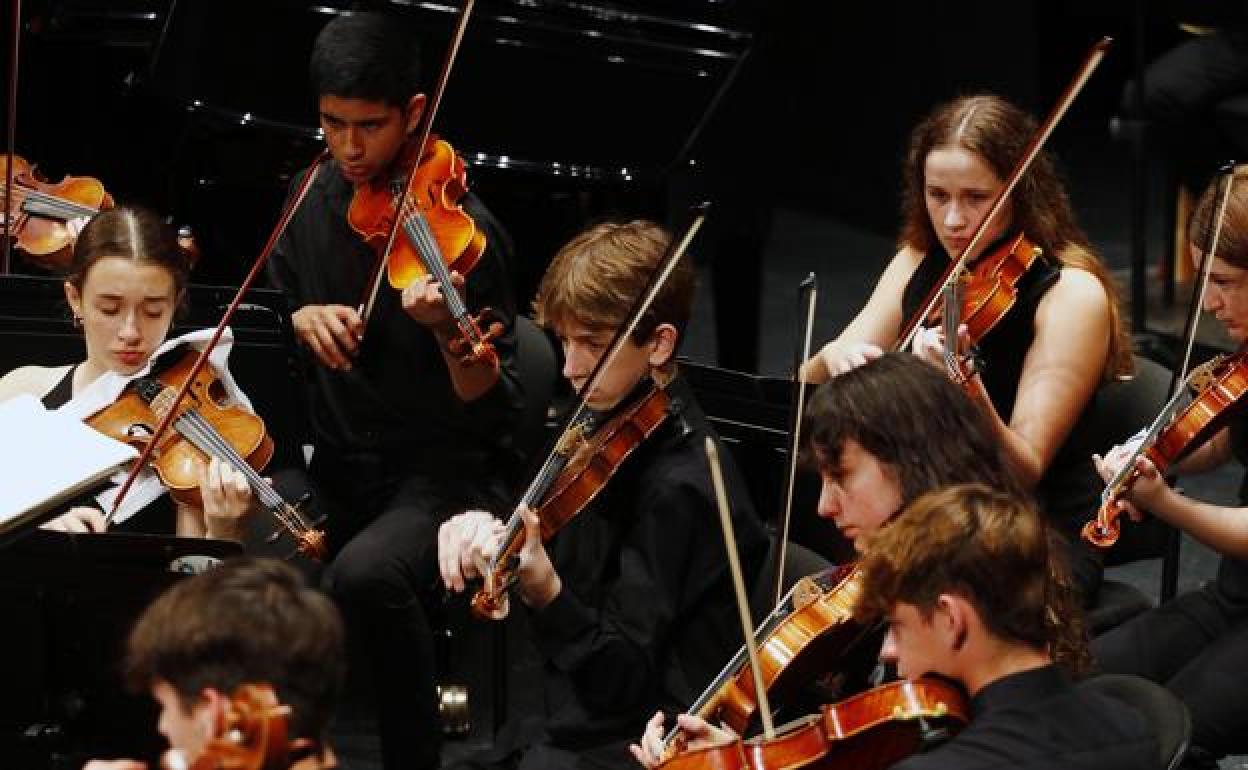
[358,0,476,328]
[104,148,330,524]
[896,36,1112,352]
[3,0,21,274]
[706,437,775,740]
[774,272,817,607]
[478,204,710,617]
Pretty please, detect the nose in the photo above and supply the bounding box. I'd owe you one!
[118,309,142,344]
[562,343,589,381]
[944,200,967,232]
[879,626,899,666]
[342,126,365,161]
[816,477,841,521]
[1203,284,1222,313]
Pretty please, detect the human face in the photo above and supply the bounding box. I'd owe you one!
[1194,248,1248,343]
[319,94,423,186]
[64,257,177,378]
[814,440,902,551]
[152,680,214,759]
[554,320,667,411]
[879,602,950,682]
[924,146,1014,262]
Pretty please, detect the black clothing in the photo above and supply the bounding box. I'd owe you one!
[900,235,1109,600]
[266,157,524,770]
[895,665,1158,770]
[1093,410,1248,760]
[40,364,76,409]
[454,374,770,770]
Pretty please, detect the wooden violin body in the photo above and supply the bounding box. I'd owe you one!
[86,348,326,559]
[1,154,112,271]
[674,563,866,744]
[1085,349,1248,547]
[471,383,672,619]
[662,677,969,770]
[956,232,1043,345]
[167,684,298,770]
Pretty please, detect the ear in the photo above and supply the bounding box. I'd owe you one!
[646,323,679,369]
[64,281,83,318]
[934,594,970,652]
[404,94,427,134]
[195,687,230,738]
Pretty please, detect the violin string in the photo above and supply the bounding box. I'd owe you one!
[1,183,99,218]
[175,410,309,534]
[398,199,476,331]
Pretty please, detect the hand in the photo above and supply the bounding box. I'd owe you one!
[908,324,948,369]
[1093,440,1164,523]
[808,341,884,380]
[400,271,464,334]
[82,760,146,770]
[515,505,561,609]
[199,457,253,540]
[437,510,505,593]
[291,304,363,371]
[629,711,736,769]
[41,506,108,533]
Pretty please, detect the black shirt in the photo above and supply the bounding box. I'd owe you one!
[895,665,1158,770]
[266,157,523,463]
[502,374,770,769]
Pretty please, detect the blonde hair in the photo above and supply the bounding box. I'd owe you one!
[532,220,694,345]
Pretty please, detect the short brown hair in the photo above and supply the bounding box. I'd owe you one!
[532,220,695,345]
[125,557,345,745]
[898,94,1131,381]
[1189,164,1248,269]
[68,206,190,298]
[855,484,1090,675]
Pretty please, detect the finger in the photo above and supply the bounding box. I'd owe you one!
[449,270,466,290]
[63,515,89,533]
[336,305,365,341]
[1125,501,1146,523]
[628,744,652,769]
[520,505,542,551]
[311,323,350,370]
[201,457,225,514]
[81,508,109,533]
[325,312,359,356]
[438,522,461,592]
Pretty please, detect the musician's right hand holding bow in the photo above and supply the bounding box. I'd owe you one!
[630,711,734,769]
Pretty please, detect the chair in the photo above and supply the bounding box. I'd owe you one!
[1077,673,1191,770]
[509,314,560,464]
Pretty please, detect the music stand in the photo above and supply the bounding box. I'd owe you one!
[0,531,242,765]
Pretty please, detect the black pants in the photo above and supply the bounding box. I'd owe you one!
[1092,582,1248,762]
[300,446,508,770]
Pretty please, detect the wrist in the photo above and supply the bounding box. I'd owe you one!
[521,571,562,610]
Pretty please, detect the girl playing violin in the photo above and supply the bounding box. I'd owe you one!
[1093,165,1248,768]
[631,353,1040,767]
[801,94,1134,602]
[637,485,1155,770]
[0,206,253,540]
[437,220,769,770]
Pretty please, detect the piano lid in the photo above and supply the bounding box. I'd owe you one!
[145,0,761,181]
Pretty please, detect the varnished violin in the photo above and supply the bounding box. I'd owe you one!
[659,677,969,770]
[88,348,326,560]
[163,683,316,770]
[0,154,112,271]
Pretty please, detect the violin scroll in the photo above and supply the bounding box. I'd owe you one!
[163,684,305,770]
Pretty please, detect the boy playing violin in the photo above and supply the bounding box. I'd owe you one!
[264,11,523,770]
[637,485,1158,770]
[438,219,769,770]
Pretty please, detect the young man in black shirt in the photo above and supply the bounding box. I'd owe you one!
[265,12,523,770]
[438,220,769,770]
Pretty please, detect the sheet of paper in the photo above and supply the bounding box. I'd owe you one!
[0,394,139,533]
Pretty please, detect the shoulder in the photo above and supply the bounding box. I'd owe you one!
[0,365,70,403]
[1039,266,1110,319]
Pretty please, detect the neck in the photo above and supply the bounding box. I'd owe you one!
[76,358,109,392]
[960,639,1051,697]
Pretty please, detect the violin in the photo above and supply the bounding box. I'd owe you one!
[0,154,113,271]
[164,683,313,770]
[87,348,327,560]
[661,563,868,751]
[349,135,501,366]
[659,676,968,770]
[471,379,672,619]
[934,233,1044,384]
[1084,349,1248,547]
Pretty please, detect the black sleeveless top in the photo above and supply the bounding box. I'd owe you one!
[1212,413,1248,612]
[41,366,175,534]
[900,234,1107,535]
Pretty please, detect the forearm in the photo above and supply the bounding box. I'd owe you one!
[965,375,1045,487]
[1151,486,1248,559]
[435,330,502,402]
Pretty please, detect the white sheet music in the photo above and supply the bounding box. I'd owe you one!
[0,394,139,533]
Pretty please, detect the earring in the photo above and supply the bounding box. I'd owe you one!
[72,314,83,329]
